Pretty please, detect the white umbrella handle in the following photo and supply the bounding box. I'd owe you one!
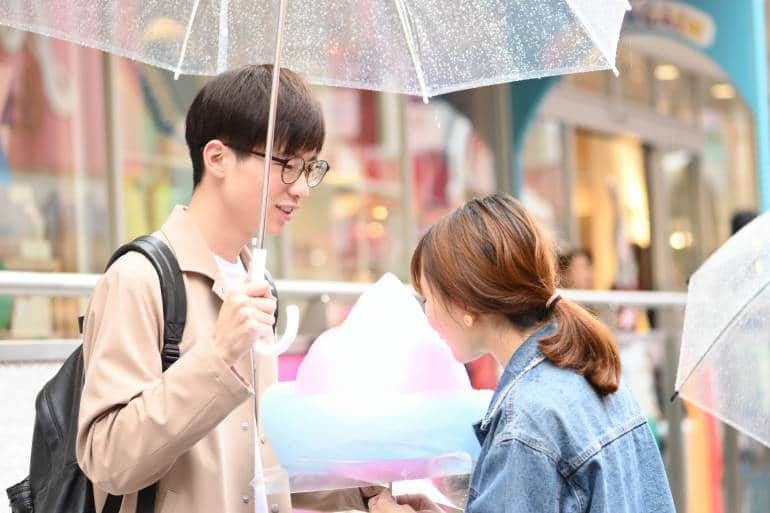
[250,247,299,356]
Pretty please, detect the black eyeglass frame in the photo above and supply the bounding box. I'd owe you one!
[223,144,330,188]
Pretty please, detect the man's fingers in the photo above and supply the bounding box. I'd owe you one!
[369,491,401,513]
[252,296,277,315]
[229,280,273,298]
[244,280,273,297]
[395,494,420,506]
[255,324,273,340]
[395,494,439,512]
[361,486,386,499]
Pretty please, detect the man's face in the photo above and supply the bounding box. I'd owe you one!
[223,146,316,238]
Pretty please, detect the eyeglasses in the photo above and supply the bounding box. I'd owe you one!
[228,145,330,188]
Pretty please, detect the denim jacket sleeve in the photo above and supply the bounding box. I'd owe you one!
[469,436,578,513]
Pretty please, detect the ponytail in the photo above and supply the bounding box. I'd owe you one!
[540,300,621,396]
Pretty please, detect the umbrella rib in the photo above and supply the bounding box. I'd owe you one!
[675,280,770,393]
[174,0,202,79]
[392,0,429,103]
[562,0,625,75]
[217,0,230,72]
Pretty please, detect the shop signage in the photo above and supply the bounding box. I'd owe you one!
[627,1,716,48]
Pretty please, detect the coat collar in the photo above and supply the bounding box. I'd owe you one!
[479,322,556,432]
[159,205,252,301]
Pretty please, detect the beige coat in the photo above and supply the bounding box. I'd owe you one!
[77,206,365,513]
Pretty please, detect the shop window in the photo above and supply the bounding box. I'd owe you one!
[617,48,652,107]
[118,63,204,240]
[653,64,695,124]
[661,150,700,290]
[521,118,569,242]
[563,69,610,96]
[286,90,494,283]
[407,98,495,232]
[698,78,758,258]
[573,130,650,291]
[0,32,108,339]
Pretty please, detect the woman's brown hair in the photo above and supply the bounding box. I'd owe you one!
[410,194,620,395]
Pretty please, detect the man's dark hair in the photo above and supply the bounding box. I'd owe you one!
[185,65,324,189]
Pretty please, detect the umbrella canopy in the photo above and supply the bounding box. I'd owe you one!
[0,0,629,101]
[675,212,770,448]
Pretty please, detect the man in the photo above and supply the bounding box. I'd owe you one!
[77,65,372,513]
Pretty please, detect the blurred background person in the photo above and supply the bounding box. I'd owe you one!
[558,248,594,290]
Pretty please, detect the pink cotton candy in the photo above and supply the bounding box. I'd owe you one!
[295,273,471,396]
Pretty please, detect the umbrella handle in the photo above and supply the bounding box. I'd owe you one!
[250,247,299,356]
[254,304,299,356]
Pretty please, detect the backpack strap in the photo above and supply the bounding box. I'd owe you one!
[100,484,156,513]
[264,269,279,329]
[101,493,122,513]
[105,235,187,371]
[101,235,187,513]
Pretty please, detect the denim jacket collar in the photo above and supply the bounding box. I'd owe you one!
[479,322,557,432]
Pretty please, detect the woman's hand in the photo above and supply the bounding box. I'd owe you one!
[368,490,443,513]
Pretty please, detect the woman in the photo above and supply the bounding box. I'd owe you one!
[369,194,675,513]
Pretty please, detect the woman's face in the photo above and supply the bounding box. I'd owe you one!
[420,274,482,363]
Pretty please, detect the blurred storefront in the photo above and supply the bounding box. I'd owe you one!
[0,27,505,341]
[0,29,111,339]
[518,0,766,294]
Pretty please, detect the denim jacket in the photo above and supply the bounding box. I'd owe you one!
[467,324,676,513]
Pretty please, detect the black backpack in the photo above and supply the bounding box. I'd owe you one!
[6,236,186,513]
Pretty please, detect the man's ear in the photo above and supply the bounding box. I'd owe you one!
[203,139,228,180]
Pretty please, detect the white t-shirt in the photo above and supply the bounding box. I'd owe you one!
[213,254,247,292]
[212,253,271,506]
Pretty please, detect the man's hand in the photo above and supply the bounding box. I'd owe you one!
[360,486,387,508]
[213,280,276,366]
[368,490,442,513]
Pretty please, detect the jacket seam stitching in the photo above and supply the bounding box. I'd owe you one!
[562,415,649,477]
[503,438,584,511]
[481,355,546,429]
[495,433,561,466]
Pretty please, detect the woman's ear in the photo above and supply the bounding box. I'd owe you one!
[202,139,228,180]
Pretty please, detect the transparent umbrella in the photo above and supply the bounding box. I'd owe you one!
[0,0,630,99]
[674,212,770,448]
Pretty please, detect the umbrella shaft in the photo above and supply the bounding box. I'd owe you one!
[256,0,290,249]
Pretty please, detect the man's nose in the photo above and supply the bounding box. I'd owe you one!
[289,172,311,199]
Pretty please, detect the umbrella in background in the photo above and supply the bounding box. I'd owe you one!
[674,212,770,448]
